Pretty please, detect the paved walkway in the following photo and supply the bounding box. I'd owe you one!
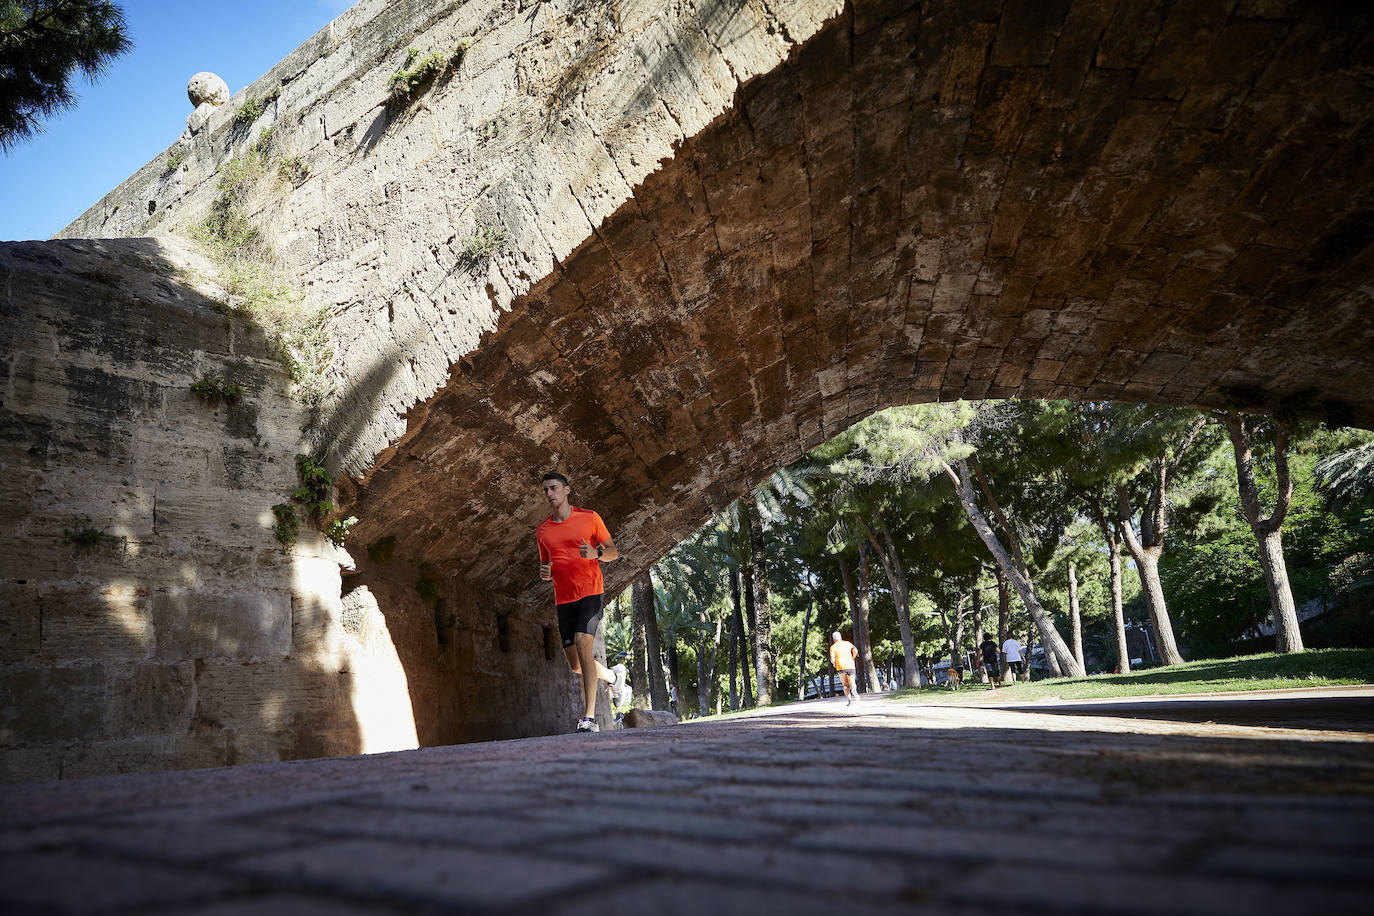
[3,689,1372,915]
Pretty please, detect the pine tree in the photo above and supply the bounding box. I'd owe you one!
[1,1,132,151]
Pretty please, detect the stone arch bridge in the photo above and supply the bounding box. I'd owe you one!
[5,0,1374,776]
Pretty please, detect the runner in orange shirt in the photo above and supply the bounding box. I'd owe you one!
[536,471,626,732]
[829,631,860,706]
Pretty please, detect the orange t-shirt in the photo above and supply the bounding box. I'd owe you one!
[536,507,612,604]
[829,640,857,671]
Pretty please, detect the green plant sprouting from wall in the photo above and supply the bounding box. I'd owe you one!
[457,219,510,274]
[415,562,440,602]
[292,454,333,521]
[234,87,281,128]
[277,155,310,186]
[271,502,299,549]
[271,454,335,550]
[366,535,397,565]
[324,515,357,547]
[190,374,244,404]
[63,524,119,550]
[387,42,470,105]
[165,151,185,173]
[190,126,333,407]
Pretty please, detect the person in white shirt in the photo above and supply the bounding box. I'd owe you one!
[1002,636,1025,682]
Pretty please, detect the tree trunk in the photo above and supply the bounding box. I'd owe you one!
[1135,549,1185,666]
[1024,621,1035,682]
[996,566,1010,648]
[630,573,653,710]
[727,630,738,710]
[1116,479,1186,666]
[744,495,774,704]
[1109,538,1129,673]
[943,459,1085,677]
[1086,492,1130,674]
[730,566,753,706]
[970,459,1063,677]
[972,583,984,647]
[865,521,918,687]
[1222,413,1304,653]
[836,554,870,694]
[1068,562,1084,673]
[697,616,722,717]
[667,639,679,709]
[644,574,670,711]
[855,541,877,694]
[798,596,813,701]
[1259,529,1303,651]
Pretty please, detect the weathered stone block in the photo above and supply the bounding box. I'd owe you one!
[622,708,678,728]
[0,581,41,663]
[0,665,108,744]
[41,584,153,662]
[153,590,291,662]
[110,663,195,736]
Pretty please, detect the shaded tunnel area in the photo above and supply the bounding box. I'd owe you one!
[336,0,1374,744]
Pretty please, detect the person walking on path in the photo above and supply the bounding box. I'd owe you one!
[536,472,627,732]
[978,632,1001,688]
[829,631,860,706]
[1002,634,1025,683]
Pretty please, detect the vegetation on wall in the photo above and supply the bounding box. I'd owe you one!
[271,454,334,550]
[189,374,243,404]
[457,219,509,274]
[62,524,119,550]
[233,86,280,128]
[366,535,397,565]
[190,128,332,407]
[415,562,440,602]
[387,42,470,105]
[324,515,357,547]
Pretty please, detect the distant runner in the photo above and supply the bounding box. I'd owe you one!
[829,631,860,706]
[1002,635,1025,682]
[978,632,1001,688]
[536,472,627,732]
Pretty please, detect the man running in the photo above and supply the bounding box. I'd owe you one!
[829,631,860,706]
[536,472,626,732]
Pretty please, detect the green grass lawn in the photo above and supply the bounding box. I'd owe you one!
[884,648,1374,705]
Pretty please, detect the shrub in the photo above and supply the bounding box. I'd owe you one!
[234,87,281,128]
[190,374,244,404]
[324,515,357,547]
[457,219,509,273]
[387,42,469,105]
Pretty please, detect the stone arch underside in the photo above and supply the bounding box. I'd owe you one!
[339,0,1374,661]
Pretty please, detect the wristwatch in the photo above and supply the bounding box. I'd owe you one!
[596,545,604,559]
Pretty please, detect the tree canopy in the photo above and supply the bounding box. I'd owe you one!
[1,1,131,152]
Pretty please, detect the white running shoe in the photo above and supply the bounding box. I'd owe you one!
[575,717,600,733]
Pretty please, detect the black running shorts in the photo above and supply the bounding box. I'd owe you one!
[557,593,604,647]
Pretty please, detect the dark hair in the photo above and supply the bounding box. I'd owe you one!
[541,472,569,487]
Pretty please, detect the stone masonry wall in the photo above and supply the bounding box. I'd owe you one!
[0,239,428,782]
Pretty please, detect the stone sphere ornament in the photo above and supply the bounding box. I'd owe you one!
[187,72,230,108]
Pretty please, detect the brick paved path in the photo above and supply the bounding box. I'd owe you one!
[3,689,1372,915]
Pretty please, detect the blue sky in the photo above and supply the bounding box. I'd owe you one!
[0,0,354,241]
